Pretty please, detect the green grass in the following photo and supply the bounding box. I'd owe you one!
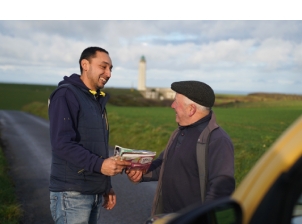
[0,146,22,223]
[0,83,56,110]
[107,106,176,152]
[214,105,302,182]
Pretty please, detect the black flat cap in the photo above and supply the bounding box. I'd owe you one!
[171,81,215,107]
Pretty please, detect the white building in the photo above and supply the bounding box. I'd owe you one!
[137,56,175,100]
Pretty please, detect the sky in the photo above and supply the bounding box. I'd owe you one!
[1,3,302,95]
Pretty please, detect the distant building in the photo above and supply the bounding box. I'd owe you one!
[137,56,175,100]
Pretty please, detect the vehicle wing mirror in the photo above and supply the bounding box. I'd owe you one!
[166,198,242,224]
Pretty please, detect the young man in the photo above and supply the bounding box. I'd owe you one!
[48,46,131,224]
[127,80,235,215]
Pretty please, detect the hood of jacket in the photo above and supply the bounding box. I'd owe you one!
[58,73,88,90]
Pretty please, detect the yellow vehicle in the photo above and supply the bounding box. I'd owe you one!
[146,115,302,224]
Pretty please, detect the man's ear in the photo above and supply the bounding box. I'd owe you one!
[189,104,196,116]
[81,59,89,72]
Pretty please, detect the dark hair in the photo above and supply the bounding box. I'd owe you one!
[79,47,109,74]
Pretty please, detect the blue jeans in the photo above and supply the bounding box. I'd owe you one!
[50,191,102,224]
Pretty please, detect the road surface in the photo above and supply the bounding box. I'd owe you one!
[0,110,157,224]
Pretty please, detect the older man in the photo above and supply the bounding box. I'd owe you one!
[127,80,235,215]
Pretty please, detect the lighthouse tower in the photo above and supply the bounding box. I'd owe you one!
[138,56,146,91]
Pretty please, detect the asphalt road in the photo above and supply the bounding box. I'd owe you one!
[0,110,157,224]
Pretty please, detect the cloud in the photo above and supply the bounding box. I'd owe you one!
[0,20,302,94]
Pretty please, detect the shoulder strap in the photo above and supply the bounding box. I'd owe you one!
[196,112,220,203]
[196,126,211,203]
[151,128,179,216]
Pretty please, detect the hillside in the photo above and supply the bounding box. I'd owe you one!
[0,83,302,110]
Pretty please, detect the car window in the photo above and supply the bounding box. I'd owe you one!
[215,206,238,224]
[291,195,302,224]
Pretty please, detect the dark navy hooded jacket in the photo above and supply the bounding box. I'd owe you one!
[48,74,111,194]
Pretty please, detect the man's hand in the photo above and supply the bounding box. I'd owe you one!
[101,157,131,176]
[125,169,143,183]
[102,188,116,210]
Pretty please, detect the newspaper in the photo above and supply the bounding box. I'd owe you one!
[114,145,156,170]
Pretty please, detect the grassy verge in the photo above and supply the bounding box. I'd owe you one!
[0,146,22,223]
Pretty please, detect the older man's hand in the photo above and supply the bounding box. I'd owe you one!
[125,169,143,183]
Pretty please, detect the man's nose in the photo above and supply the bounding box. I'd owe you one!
[105,68,111,77]
[171,101,175,108]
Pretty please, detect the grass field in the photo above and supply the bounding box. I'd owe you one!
[0,82,302,222]
[0,146,22,223]
[0,83,56,110]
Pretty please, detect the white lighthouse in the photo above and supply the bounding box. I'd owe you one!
[136,55,175,100]
[138,55,146,91]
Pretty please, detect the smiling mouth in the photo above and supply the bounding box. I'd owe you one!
[100,78,107,84]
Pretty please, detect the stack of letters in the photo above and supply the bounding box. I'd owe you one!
[114,145,156,170]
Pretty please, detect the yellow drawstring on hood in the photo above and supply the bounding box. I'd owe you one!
[89,90,108,130]
[89,90,106,97]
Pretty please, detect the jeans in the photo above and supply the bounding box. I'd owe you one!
[50,191,102,224]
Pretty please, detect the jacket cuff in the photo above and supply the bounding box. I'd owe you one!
[142,172,153,182]
[94,157,105,173]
